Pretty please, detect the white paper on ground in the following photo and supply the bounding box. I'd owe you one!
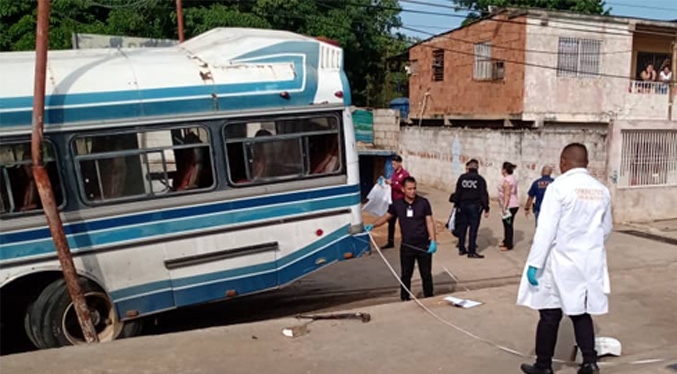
[443,296,483,309]
[363,183,392,217]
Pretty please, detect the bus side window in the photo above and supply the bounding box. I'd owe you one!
[224,115,341,186]
[0,142,64,216]
[73,126,214,204]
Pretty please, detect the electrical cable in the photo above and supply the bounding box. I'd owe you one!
[364,232,675,368]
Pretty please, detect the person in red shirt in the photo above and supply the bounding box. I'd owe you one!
[383,155,410,249]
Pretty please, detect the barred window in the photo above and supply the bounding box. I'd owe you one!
[474,42,492,80]
[557,37,601,77]
[72,127,214,204]
[0,141,64,216]
[432,49,444,81]
[620,130,677,187]
[224,115,341,185]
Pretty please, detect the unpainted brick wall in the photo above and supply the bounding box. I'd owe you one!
[398,127,608,202]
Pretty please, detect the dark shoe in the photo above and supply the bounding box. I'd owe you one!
[520,363,553,374]
[458,249,468,256]
[381,242,394,250]
[468,253,485,259]
[577,363,600,374]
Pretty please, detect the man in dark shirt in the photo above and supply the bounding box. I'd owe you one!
[366,177,437,301]
[452,159,490,259]
[525,166,555,226]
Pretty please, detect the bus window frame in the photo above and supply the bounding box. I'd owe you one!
[0,139,67,219]
[69,124,218,207]
[222,113,344,187]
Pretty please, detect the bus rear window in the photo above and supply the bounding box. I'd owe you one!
[72,127,214,204]
[224,115,341,185]
[0,142,63,216]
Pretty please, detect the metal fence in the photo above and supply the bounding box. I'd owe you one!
[620,130,677,187]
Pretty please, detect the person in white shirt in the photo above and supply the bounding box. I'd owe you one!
[660,65,672,83]
[517,143,612,374]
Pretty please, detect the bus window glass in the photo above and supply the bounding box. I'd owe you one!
[0,142,63,216]
[73,127,214,204]
[224,115,341,185]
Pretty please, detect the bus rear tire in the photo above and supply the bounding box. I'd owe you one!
[25,278,126,349]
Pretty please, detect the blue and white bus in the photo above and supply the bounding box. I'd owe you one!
[0,28,368,349]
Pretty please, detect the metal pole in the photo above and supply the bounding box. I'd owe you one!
[176,0,185,43]
[31,0,99,344]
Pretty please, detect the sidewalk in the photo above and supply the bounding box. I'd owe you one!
[3,186,676,374]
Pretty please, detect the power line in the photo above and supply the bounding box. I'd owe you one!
[606,1,677,12]
[408,30,651,83]
[366,0,677,38]
[318,1,637,56]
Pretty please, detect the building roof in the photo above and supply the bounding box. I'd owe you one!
[406,7,677,53]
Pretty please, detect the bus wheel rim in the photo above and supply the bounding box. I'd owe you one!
[61,291,121,345]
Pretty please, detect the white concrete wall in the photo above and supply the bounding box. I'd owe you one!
[523,17,670,122]
[607,119,677,222]
[398,126,608,203]
[372,109,399,150]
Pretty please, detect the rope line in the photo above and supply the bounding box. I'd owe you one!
[364,233,674,368]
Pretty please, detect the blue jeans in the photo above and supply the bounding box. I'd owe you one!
[534,209,540,227]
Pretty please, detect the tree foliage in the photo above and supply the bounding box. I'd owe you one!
[451,0,610,24]
[0,0,413,106]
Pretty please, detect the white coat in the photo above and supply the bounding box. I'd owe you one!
[517,168,613,316]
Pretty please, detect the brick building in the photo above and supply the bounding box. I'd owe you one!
[401,9,677,222]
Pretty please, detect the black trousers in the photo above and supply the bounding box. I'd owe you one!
[457,203,482,254]
[387,215,397,245]
[399,243,433,301]
[535,309,597,369]
[502,207,519,249]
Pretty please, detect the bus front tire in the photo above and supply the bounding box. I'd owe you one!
[24,278,129,349]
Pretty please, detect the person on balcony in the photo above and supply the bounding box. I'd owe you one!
[640,63,657,93]
[659,66,672,94]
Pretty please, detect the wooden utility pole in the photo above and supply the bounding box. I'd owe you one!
[176,0,185,43]
[31,0,99,344]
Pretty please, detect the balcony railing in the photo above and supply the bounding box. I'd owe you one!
[629,80,670,95]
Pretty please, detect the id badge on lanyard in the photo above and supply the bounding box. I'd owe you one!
[406,206,414,218]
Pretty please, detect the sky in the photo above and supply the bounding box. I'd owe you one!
[397,0,677,38]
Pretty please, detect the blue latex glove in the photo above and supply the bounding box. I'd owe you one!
[428,240,438,254]
[364,224,374,232]
[527,266,539,286]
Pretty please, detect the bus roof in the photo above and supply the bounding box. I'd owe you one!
[0,28,350,134]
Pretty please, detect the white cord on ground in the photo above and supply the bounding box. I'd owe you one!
[442,265,471,292]
[365,233,673,368]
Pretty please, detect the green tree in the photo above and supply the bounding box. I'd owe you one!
[451,0,610,24]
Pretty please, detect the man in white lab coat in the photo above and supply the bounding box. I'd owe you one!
[517,143,612,374]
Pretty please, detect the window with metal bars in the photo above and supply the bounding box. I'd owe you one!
[557,37,602,77]
[0,141,64,216]
[432,49,444,81]
[474,42,493,80]
[620,130,677,187]
[72,126,215,204]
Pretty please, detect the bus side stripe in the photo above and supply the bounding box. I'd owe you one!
[0,193,359,261]
[0,184,359,245]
